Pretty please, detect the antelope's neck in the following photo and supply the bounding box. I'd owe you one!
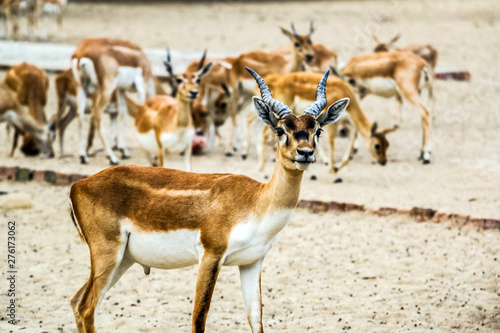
[176,98,193,128]
[348,99,372,139]
[262,151,304,211]
[288,51,305,73]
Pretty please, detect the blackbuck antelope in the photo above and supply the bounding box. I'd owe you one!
[185,51,236,151]
[341,51,434,163]
[4,62,50,156]
[251,71,396,173]
[71,37,155,165]
[372,33,439,69]
[274,22,338,73]
[68,67,348,333]
[130,52,212,170]
[0,81,54,157]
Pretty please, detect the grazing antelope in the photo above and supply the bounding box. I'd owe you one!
[68,67,348,333]
[0,81,54,157]
[341,51,434,163]
[71,37,155,165]
[251,71,396,173]
[372,33,439,69]
[4,62,49,156]
[130,52,212,170]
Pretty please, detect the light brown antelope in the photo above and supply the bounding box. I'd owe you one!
[251,71,396,173]
[68,67,348,333]
[0,81,54,157]
[130,52,212,170]
[4,62,49,156]
[71,37,155,165]
[372,33,439,69]
[274,22,338,73]
[341,51,434,163]
[54,69,167,157]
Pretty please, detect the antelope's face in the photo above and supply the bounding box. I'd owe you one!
[368,123,398,166]
[344,76,368,99]
[191,99,209,136]
[176,73,202,102]
[248,66,349,173]
[275,114,322,171]
[281,24,315,64]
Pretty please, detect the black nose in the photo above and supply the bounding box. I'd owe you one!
[297,148,314,158]
[190,90,198,99]
[305,55,314,63]
[380,160,387,166]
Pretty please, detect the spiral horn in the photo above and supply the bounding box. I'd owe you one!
[304,69,330,117]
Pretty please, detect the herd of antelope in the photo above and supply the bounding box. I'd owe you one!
[0,17,439,332]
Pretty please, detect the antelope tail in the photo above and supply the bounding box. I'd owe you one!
[68,198,86,243]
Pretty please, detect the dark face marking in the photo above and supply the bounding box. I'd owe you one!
[284,118,297,131]
[294,130,309,142]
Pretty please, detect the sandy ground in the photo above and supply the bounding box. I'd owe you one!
[0,182,499,332]
[0,0,499,332]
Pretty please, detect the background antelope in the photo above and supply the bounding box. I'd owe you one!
[372,33,439,70]
[71,37,155,165]
[131,52,212,170]
[341,51,434,163]
[0,80,54,157]
[4,62,49,156]
[69,67,348,333]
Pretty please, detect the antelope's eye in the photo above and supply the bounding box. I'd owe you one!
[195,78,201,84]
[316,128,323,137]
[348,78,356,86]
[294,42,300,48]
[219,102,228,109]
[374,144,381,150]
[276,128,285,136]
[176,78,183,84]
[201,111,209,117]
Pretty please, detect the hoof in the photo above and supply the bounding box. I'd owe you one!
[334,178,343,183]
[180,152,185,156]
[423,159,431,165]
[241,154,247,160]
[310,175,317,181]
[112,145,119,151]
[119,149,131,159]
[353,148,358,154]
[225,152,233,157]
[110,160,119,166]
[80,156,88,164]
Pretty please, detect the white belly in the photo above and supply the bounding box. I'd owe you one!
[116,66,143,91]
[160,128,194,153]
[137,130,158,154]
[224,210,294,266]
[126,229,201,270]
[364,78,399,98]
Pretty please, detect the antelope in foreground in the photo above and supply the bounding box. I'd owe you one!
[372,33,439,69]
[71,37,155,165]
[4,62,49,156]
[0,81,54,157]
[130,52,212,170]
[250,71,396,173]
[68,68,348,333]
[341,51,434,163]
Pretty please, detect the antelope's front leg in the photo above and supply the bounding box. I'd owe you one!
[225,113,237,156]
[116,90,130,159]
[192,253,223,333]
[239,259,264,333]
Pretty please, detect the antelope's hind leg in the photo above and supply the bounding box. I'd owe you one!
[72,231,133,333]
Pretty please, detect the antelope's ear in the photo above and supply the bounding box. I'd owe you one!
[316,98,349,127]
[390,33,401,45]
[253,97,279,128]
[197,62,212,78]
[221,82,231,97]
[280,27,294,40]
